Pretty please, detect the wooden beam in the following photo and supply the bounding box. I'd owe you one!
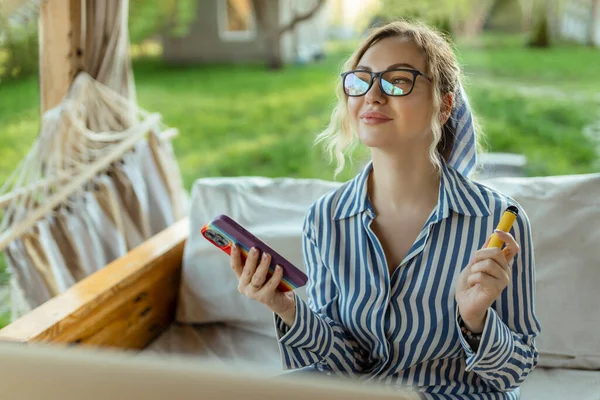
[0,217,189,350]
[38,0,84,113]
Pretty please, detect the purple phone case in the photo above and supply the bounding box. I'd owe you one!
[208,214,308,288]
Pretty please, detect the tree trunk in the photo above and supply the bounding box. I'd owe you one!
[455,0,494,38]
[519,0,534,32]
[589,0,599,47]
[527,0,551,47]
[265,30,283,69]
[252,0,325,70]
[252,0,281,70]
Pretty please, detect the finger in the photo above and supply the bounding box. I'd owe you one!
[251,252,272,289]
[470,259,510,283]
[260,264,284,295]
[240,247,260,287]
[502,247,516,268]
[230,243,243,279]
[481,235,492,249]
[494,230,520,262]
[467,271,499,289]
[472,248,510,275]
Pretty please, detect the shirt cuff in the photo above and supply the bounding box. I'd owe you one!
[457,307,515,372]
[273,292,332,369]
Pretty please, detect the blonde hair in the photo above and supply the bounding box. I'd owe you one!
[316,19,482,177]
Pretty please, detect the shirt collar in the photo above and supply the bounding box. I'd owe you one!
[333,159,490,221]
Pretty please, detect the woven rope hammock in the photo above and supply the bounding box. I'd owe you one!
[0,0,188,319]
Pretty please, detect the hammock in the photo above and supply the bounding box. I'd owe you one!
[0,0,188,320]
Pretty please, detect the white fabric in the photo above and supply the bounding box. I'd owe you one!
[47,213,87,282]
[35,219,76,292]
[83,191,128,263]
[145,323,283,376]
[5,239,51,318]
[59,208,102,277]
[72,197,110,273]
[97,174,144,250]
[136,140,175,235]
[7,239,51,307]
[9,275,31,320]
[519,367,600,400]
[120,152,152,240]
[176,176,340,337]
[148,129,189,221]
[480,172,600,370]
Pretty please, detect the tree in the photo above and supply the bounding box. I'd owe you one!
[252,0,326,70]
[527,0,551,48]
[377,0,486,37]
[0,1,40,81]
[589,0,599,47]
[128,0,197,44]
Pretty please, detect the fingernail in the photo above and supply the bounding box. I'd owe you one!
[494,229,504,234]
[262,252,269,260]
[251,247,257,255]
[276,265,282,272]
[231,243,237,250]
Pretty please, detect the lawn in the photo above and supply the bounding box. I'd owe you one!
[0,33,599,328]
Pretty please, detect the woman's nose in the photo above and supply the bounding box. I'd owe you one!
[365,77,386,104]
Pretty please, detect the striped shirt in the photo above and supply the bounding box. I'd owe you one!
[274,159,541,399]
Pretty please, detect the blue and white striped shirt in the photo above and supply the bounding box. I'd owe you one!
[274,159,541,399]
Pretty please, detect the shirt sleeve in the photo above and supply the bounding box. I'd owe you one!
[273,206,367,375]
[457,204,542,391]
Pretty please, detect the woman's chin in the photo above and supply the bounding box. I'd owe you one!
[358,130,393,148]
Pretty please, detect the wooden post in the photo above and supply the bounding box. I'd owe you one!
[38,0,84,113]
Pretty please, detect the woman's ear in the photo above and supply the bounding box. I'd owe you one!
[439,92,454,126]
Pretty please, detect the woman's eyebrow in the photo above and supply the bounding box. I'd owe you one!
[355,63,419,71]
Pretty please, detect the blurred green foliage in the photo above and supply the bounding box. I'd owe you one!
[0,0,198,82]
[0,11,38,82]
[128,0,197,44]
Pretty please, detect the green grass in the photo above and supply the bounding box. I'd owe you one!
[131,54,363,186]
[0,34,599,328]
[469,86,599,176]
[457,33,600,94]
[0,310,9,329]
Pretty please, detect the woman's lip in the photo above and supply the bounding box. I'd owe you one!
[361,117,392,125]
[360,111,392,119]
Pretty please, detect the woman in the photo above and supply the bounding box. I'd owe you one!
[228,19,541,399]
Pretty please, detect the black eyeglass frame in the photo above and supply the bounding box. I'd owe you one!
[340,68,432,97]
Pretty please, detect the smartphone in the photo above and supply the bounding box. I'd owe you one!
[200,214,308,292]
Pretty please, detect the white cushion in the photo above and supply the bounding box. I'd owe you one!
[175,176,341,337]
[480,172,600,369]
[145,323,283,376]
[520,367,600,400]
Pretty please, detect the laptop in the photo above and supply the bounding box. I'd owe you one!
[0,341,418,400]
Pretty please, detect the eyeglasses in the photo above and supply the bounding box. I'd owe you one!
[341,68,432,97]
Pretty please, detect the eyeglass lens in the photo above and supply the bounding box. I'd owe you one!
[344,70,415,96]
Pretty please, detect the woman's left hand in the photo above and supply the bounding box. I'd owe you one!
[455,230,520,333]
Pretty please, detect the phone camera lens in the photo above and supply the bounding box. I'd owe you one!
[216,236,229,247]
[205,229,230,247]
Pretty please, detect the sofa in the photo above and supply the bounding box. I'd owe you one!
[144,169,600,399]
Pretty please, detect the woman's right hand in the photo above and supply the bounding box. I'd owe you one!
[230,243,297,327]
